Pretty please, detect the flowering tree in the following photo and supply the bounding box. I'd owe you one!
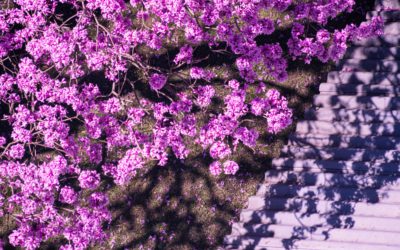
[0,0,382,249]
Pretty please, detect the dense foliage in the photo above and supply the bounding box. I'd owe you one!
[0,0,382,249]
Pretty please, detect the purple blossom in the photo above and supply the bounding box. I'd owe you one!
[102,163,117,177]
[224,89,248,119]
[250,97,267,116]
[88,192,109,208]
[101,97,121,114]
[0,137,6,146]
[190,67,215,81]
[59,186,77,204]
[209,141,231,159]
[78,170,101,189]
[88,143,102,164]
[179,115,197,137]
[209,161,222,176]
[115,148,143,185]
[149,73,167,91]
[264,89,293,134]
[234,127,259,147]
[228,80,240,90]
[173,45,193,64]
[316,29,330,43]
[127,107,146,126]
[223,160,239,175]
[194,85,215,108]
[9,144,25,159]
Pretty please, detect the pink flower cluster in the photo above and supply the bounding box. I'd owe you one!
[0,0,382,248]
[288,17,383,63]
[194,85,215,108]
[174,45,193,65]
[0,157,111,250]
[293,0,355,24]
[250,89,292,134]
[209,160,239,176]
[190,67,216,81]
[149,74,167,91]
